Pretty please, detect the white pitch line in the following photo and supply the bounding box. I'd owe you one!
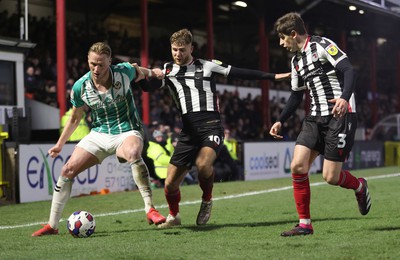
[1,173,399,230]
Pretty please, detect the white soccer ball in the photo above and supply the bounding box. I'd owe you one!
[67,210,96,238]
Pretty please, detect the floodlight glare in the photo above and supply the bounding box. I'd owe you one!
[349,5,357,11]
[232,1,247,8]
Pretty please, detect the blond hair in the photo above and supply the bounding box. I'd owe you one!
[88,42,112,57]
[170,28,192,46]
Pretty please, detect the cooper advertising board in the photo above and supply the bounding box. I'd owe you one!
[19,144,136,203]
[244,142,321,180]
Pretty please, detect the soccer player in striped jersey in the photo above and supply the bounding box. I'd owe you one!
[32,42,166,236]
[269,12,371,236]
[142,28,290,228]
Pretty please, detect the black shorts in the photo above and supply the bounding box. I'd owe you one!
[170,112,224,168]
[296,113,357,162]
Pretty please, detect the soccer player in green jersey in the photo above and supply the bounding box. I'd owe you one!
[32,42,166,236]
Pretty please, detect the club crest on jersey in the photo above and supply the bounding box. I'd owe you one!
[212,59,223,65]
[326,44,338,56]
[114,81,122,89]
[312,52,318,62]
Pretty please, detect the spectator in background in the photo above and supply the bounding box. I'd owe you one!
[212,145,243,182]
[44,80,57,107]
[66,78,75,110]
[24,65,40,99]
[42,55,57,81]
[147,130,173,185]
[224,128,238,160]
[160,104,176,128]
[60,106,90,142]
[207,128,244,182]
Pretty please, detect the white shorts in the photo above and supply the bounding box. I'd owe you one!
[76,130,143,163]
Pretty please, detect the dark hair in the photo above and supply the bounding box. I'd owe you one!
[274,12,307,36]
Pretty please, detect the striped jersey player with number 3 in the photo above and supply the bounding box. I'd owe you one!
[144,28,290,228]
[269,12,371,236]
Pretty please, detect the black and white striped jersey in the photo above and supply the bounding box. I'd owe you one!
[162,58,231,115]
[291,35,356,116]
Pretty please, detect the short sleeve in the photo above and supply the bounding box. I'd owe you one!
[318,37,347,67]
[70,80,85,108]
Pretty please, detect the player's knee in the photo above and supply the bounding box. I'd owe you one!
[164,181,179,192]
[61,162,77,179]
[196,161,212,174]
[290,161,308,174]
[323,174,337,185]
[124,147,142,162]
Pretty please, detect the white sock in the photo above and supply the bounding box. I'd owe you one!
[48,176,72,229]
[299,219,311,225]
[130,158,154,213]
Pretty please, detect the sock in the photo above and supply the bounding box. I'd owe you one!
[198,171,214,202]
[49,176,72,229]
[337,170,362,192]
[130,158,154,213]
[299,222,313,229]
[165,187,180,216]
[299,219,311,225]
[292,173,311,220]
[299,219,312,229]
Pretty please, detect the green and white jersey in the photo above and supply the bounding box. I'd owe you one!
[70,62,142,134]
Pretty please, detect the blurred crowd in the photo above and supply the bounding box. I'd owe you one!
[1,11,398,143]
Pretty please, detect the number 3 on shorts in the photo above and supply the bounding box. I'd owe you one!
[338,133,346,148]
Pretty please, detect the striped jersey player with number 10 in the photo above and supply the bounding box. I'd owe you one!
[142,28,291,228]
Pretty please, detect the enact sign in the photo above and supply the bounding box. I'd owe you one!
[19,144,135,203]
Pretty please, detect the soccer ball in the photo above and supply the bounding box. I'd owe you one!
[67,210,96,238]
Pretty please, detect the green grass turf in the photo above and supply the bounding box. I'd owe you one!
[0,166,399,259]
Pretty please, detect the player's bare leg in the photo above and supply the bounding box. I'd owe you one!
[32,148,98,236]
[119,135,166,225]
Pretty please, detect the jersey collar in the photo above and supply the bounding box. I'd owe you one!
[302,35,311,51]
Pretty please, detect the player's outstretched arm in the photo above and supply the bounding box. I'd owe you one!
[229,66,290,81]
[275,72,291,81]
[137,66,165,80]
[134,66,164,92]
[131,63,145,82]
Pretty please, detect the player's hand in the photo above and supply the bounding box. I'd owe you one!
[269,122,283,140]
[48,145,62,158]
[132,63,145,82]
[329,98,348,118]
[275,72,291,81]
[151,68,164,80]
